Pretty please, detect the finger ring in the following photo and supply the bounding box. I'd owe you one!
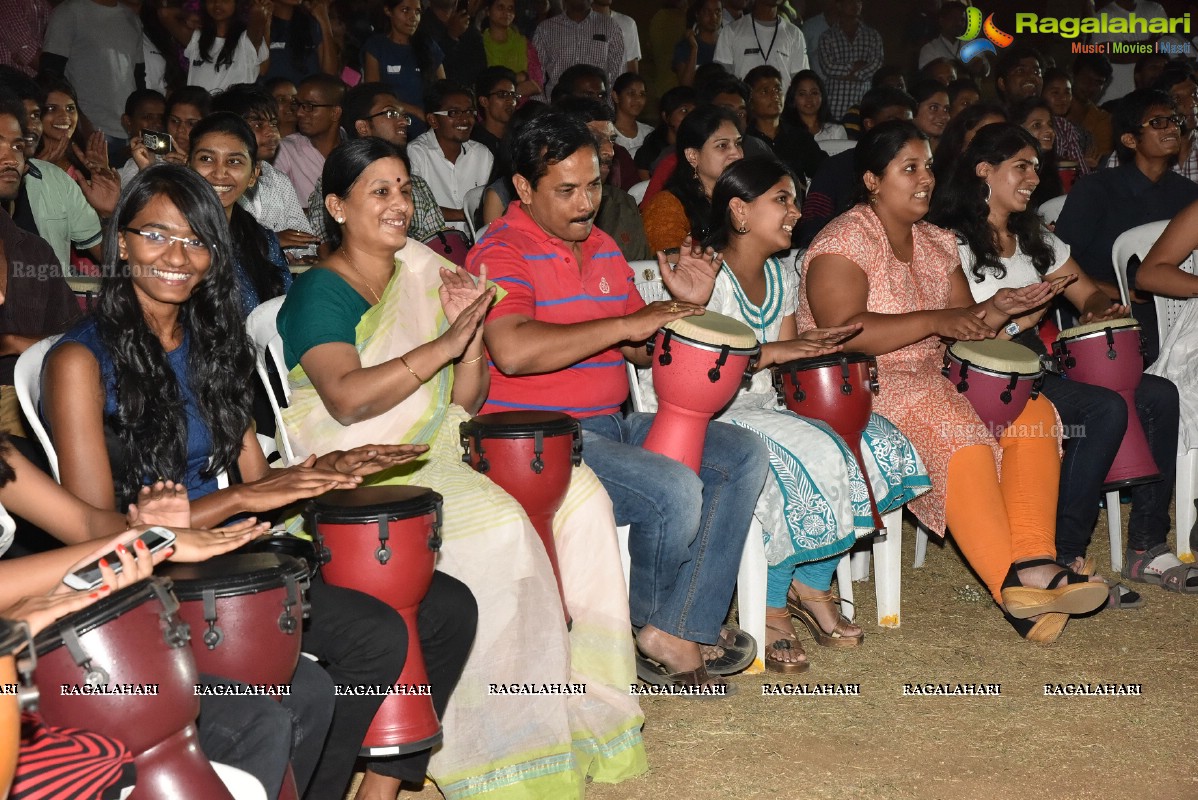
[669,303,679,312]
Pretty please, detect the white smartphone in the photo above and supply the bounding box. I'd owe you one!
[62,527,177,591]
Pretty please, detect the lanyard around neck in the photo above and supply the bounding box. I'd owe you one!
[751,16,780,65]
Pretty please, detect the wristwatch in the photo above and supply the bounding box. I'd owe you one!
[1004,321,1020,337]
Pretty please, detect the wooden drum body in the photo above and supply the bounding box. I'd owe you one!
[943,339,1044,435]
[644,311,760,473]
[306,486,443,756]
[773,352,883,529]
[460,411,580,625]
[1054,319,1161,489]
[34,579,233,800]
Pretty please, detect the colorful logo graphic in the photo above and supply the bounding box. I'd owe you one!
[959,7,1015,63]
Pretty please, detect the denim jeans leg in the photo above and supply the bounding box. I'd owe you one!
[1038,373,1126,563]
[579,413,767,643]
[579,413,705,639]
[1127,374,1180,550]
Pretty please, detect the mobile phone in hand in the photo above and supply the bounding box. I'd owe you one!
[141,129,174,156]
[62,527,177,591]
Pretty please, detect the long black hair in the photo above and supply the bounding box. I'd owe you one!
[97,164,253,507]
[704,156,795,251]
[782,69,831,131]
[664,104,743,243]
[198,0,250,72]
[927,122,1056,282]
[140,2,186,94]
[187,112,286,303]
[321,137,406,250]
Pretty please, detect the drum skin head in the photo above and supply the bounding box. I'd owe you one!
[164,553,307,599]
[664,310,759,350]
[462,411,580,437]
[1057,317,1140,341]
[775,351,875,371]
[948,339,1042,376]
[308,485,443,523]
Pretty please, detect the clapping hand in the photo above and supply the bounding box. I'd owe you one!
[437,264,496,360]
[659,235,721,305]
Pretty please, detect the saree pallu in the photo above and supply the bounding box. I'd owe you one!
[280,240,646,799]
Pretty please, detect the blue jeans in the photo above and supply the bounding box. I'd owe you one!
[1040,372,1179,561]
[578,412,768,644]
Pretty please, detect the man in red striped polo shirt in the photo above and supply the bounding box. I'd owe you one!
[475,113,767,692]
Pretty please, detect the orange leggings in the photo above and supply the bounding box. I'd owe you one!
[945,395,1061,602]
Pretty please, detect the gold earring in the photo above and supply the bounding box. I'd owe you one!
[736,219,749,234]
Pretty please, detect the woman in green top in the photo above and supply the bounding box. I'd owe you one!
[482,0,543,100]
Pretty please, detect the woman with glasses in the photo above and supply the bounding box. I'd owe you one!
[928,122,1170,613]
[364,0,446,137]
[40,163,477,800]
[481,0,543,101]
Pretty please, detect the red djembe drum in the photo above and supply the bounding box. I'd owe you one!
[0,618,36,799]
[306,486,443,756]
[165,553,311,800]
[34,578,235,799]
[421,230,473,268]
[772,352,884,529]
[943,339,1044,436]
[1054,318,1162,489]
[643,311,760,473]
[460,411,582,625]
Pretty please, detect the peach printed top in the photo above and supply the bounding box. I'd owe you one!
[797,204,999,535]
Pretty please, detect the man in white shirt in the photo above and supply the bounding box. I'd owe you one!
[407,81,493,235]
[1094,0,1169,103]
[592,0,641,74]
[721,0,747,27]
[714,0,807,80]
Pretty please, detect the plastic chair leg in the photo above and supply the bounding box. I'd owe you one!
[873,509,903,627]
[1106,490,1123,573]
[736,519,768,675]
[1175,449,1197,562]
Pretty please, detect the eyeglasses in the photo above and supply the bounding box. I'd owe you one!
[488,90,522,102]
[124,227,209,252]
[431,108,477,119]
[1141,114,1185,130]
[366,108,412,125]
[294,101,337,113]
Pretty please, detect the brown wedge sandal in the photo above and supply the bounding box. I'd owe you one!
[787,588,864,649]
[764,608,810,674]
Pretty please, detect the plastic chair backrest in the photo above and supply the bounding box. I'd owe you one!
[628,180,649,205]
[1038,195,1066,227]
[1110,220,1169,306]
[462,184,486,240]
[245,297,296,465]
[14,334,63,481]
[818,139,855,156]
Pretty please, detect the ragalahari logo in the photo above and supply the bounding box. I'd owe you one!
[959,7,1015,63]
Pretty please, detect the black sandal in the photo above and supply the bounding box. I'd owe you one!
[1000,558,1108,619]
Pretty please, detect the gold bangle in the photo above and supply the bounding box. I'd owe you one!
[399,355,426,383]
[461,354,484,365]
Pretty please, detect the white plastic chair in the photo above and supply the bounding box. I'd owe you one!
[14,334,63,481]
[628,179,649,205]
[817,139,855,156]
[1037,195,1067,228]
[212,762,269,800]
[246,297,297,466]
[1111,220,1196,564]
[462,184,486,241]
